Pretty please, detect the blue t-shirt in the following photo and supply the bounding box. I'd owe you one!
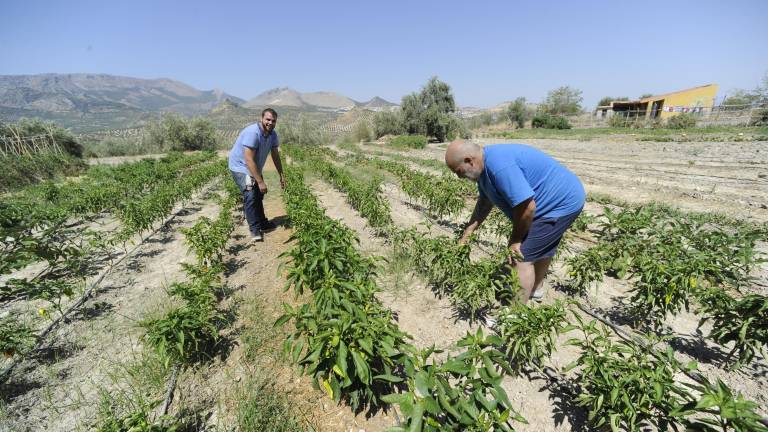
[227,123,279,175]
[478,144,584,220]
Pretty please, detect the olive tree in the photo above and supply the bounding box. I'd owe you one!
[505,97,530,128]
[543,86,583,115]
[400,76,459,142]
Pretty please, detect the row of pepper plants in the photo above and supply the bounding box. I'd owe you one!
[566,203,768,369]
[285,145,767,431]
[98,174,240,431]
[276,163,528,430]
[0,153,225,365]
[290,145,517,319]
[346,146,768,372]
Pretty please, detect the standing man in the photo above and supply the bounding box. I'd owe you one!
[228,108,286,242]
[445,140,585,303]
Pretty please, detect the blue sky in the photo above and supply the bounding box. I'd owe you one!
[1,0,767,108]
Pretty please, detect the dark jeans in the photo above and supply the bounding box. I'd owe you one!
[231,171,268,235]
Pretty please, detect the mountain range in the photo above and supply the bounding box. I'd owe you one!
[0,73,397,130]
[0,74,243,116]
[244,87,396,111]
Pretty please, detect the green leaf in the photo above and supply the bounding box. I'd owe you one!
[414,371,430,398]
[351,350,370,384]
[336,340,349,379]
[373,374,404,383]
[382,393,411,404]
[441,358,470,375]
[408,403,424,432]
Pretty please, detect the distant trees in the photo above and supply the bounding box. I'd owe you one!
[504,97,531,128]
[722,72,767,105]
[597,96,629,107]
[372,110,405,137]
[372,76,463,142]
[464,111,498,129]
[401,92,426,136]
[417,77,457,142]
[145,114,219,151]
[723,90,760,106]
[542,86,583,115]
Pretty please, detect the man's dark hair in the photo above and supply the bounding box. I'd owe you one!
[262,108,278,119]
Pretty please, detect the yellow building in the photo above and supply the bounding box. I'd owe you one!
[596,84,719,119]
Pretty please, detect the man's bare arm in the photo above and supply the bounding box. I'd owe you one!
[459,194,493,244]
[244,147,267,193]
[270,147,286,189]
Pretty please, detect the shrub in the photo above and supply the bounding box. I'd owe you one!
[351,121,373,142]
[0,118,84,157]
[144,114,219,152]
[0,151,86,192]
[505,97,530,128]
[278,117,329,146]
[0,119,87,191]
[531,113,571,129]
[666,113,697,129]
[388,135,427,149]
[542,86,583,115]
[749,107,768,126]
[372,110,405,138]
[400,76,461,142]
[608,115,630,128]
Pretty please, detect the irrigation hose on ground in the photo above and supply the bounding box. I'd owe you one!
[0,179,223,383]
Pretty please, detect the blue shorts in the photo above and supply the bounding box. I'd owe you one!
[520,208,583,262]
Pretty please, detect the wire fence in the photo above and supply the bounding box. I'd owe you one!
[574,103,768,128]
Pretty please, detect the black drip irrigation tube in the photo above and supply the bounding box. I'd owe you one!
[0,179,222,383]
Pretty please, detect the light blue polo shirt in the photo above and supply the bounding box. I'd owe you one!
[228,123,279,175]
[478,144,584,220]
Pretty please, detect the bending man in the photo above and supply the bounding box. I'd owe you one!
[228,108,285,242]
[445,140,585,303]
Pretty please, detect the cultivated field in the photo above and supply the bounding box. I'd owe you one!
[1,135,767,431]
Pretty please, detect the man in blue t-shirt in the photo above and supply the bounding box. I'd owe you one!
[228,108,286,242]
[445,140,585,303]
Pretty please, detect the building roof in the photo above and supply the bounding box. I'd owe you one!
[638,84,717,102]
[597,84,718,108]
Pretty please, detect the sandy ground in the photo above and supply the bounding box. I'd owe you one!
[309,177,588,431]
[346,141,768,422]
[5,138,767,431]
[362,138,768,224]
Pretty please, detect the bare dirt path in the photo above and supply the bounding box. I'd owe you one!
[199,182,399,432]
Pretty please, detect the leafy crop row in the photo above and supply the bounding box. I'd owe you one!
[289,146,519,319]
[565,204,767,368]
[0,154,225,367]
[276,164,527,430]
[99,176,239,430]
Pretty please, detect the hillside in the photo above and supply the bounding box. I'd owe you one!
[0,73,244,131]
[245,87,395,111]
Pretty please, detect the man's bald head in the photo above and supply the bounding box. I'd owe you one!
[445,139,484,181]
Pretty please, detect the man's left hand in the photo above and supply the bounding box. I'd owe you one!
[279,175,286,190]
[508,242,524,265]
